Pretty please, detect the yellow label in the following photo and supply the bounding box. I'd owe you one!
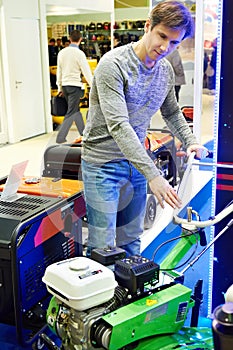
[146,299,158,306]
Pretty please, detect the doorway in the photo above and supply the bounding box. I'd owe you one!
[7,18,45,141]
[0,6,8,145]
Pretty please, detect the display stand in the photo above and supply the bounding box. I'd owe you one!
[211,0,233,312]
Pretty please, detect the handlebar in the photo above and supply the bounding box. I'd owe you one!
[173,150,233,230]
[173,202,233,229]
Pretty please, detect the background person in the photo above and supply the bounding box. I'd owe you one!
[113,32,123,48]
[55,38,64,53]
[48,38,57,66]
[203,51,209,89]
[166,47,186,102]
[64,40,70,47]
[56,30,93,143]
[81,0,208,257]
[208,37,217,91]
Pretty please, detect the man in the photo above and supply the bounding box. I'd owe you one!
[208,37,217,91]
[81,1,208,257]
[55,38,64,53]
[56,30,93,143]
[48,38,58,88]
[48,38,57,66]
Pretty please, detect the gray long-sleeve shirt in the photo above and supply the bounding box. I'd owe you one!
[82,43,197,182]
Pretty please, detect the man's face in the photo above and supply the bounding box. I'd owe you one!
[143,21,185,63]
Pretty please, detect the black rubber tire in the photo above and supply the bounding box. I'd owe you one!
[144,195,157,230]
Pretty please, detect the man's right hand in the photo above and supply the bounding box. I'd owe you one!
[149,175,182,209]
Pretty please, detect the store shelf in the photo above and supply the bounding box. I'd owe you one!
[49,20,145,57]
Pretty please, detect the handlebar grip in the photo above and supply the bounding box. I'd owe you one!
[194,150,213,160]
[207,151,214,159]
[199,229,207,246]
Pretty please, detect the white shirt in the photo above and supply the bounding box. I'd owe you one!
[56,44,93,91]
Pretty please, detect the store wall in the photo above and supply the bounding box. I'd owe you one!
[0,0,48,143]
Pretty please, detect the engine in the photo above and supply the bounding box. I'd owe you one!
[42,254,160,349]
[45,285,128,349]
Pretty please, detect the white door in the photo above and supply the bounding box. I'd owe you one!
[0,11,8,145]
[8,18,45,141]
[0,75,8,145]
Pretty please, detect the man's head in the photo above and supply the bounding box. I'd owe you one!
[113,32,121,46]
[49,38,56,46]
[56,38,62,46]
[139,1,193,66]
[114,33,120,41]
[149,0,194,40]
[64,40,70,47]
[69,30,82,44]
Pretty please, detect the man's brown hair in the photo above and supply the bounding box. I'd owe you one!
[149,1,194,40]
[69,30,82,43]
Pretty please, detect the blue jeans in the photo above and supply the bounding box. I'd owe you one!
[81,159,147,257]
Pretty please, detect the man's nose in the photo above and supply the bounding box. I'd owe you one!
[160,41,170,53]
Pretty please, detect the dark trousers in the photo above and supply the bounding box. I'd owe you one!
[175,85,181,102]
[56,86,84,143]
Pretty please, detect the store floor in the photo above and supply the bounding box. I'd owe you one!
[0,127,79,179]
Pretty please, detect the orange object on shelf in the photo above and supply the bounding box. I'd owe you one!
[0,177,83,198]
[181,106,193,121]
[145,131,173,152]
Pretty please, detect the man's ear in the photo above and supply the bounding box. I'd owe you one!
[144,19,150,33]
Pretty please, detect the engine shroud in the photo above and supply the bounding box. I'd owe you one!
[42,257,117,310]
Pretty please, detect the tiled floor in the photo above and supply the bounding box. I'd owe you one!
[0,128,79,179]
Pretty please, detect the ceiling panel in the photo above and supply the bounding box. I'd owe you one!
[114,0,149,8]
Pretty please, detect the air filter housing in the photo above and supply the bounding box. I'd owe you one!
[114,255,159,295]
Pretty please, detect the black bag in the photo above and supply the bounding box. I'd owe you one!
[43,144,82,180]
[51,95,68,116]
